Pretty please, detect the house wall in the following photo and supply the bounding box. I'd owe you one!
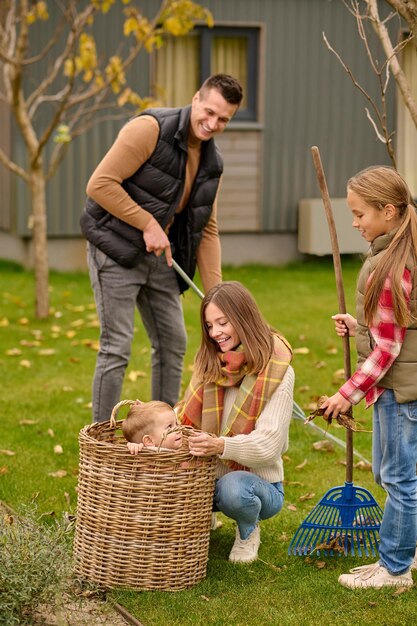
[0,0,396,270]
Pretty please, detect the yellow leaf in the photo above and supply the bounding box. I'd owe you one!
[54,445,63,455]
[299,492,316,502]
[0,449,15,456]
[127,370,146,382]
[70,319,85,328]
[326,346,338,355]
[20,339,41,347]
[48,470,67,478]
[19,419,39,425]
[312,440,335,453]
[6,348,22,356]
[47,429,55,437]
[0,317,9,327]
[287,504,297,511]
[38,349,56,356]
[18,317,29,325]
[0,466,8,475]
[293,347,310,355]
[66,331,76,339]
[19,360,31,368]
[298,385,310,393]
[295,458,308,470]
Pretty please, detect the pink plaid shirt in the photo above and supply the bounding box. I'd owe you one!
[339,268,412,408]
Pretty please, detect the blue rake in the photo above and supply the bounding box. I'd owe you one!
[288,147,384,558]
[287,480,383,557]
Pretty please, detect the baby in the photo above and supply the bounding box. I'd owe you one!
[123,400,182,454]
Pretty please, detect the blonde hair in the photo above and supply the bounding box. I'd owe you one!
[122,400,174,444]
[193,281,275,382]
[348,166,417,327]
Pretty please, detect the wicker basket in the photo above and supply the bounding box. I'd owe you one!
[73,401,217,591]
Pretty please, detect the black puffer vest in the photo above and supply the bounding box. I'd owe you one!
[80,106,223,292]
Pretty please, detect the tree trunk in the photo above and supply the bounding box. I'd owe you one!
[30,165,49,319]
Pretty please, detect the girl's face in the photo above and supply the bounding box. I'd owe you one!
[204,302,241,352]
[348,189,398,243]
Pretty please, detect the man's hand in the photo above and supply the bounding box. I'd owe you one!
[188,432,225,457]
[143,219,172,265]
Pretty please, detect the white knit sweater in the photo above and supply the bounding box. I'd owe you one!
[217,365,294,483]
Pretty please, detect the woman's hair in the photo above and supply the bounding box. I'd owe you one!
[193,281,275,382]
[122,400,173,443]
[348,165,417,327]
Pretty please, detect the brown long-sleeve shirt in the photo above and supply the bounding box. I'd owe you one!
[86,115,222,292]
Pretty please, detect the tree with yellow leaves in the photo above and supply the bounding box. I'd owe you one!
[0,0,213,318]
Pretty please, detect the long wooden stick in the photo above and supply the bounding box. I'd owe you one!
[311,146,353,482]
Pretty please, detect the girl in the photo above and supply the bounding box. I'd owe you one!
[177,281,294,564]
[321,166,417,589]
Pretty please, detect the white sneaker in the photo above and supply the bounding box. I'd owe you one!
[338,562,413,589]
[229,525,260,563]
[211,513,223,530]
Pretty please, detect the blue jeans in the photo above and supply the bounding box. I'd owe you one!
[213,471,284,539]
[372,389,417,575]
[87,244,187,423]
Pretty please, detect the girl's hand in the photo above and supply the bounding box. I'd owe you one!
[127,441,144,455]
[332,313,357,337]
[188,432,225,457]
[320,392,352,420]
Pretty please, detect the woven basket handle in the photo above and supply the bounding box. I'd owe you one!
[109,399,137,428]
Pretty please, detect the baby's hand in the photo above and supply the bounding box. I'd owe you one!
[331,313,357,337]
[127,441,144,455]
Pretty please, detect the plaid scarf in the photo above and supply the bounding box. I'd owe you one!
[177,334,292,470]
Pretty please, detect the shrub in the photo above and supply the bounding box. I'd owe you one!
[0,503,73,626]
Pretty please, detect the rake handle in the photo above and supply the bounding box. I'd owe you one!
[311,146,353,482]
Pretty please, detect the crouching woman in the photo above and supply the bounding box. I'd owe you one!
[177,281,294,564]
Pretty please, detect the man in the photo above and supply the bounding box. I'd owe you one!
[80,74,243,422]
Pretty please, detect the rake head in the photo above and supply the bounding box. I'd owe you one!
[288,481,383,557]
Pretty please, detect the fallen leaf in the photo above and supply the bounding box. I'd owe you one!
[200,595,210,602]
[18,317,29,325]
[127,370,147,382]
[299,492,316,502]
[19,419,39,425]
[48,470,67,478]
[69,357,80,363]
[298,385,310,393]
[326,347,338,355]
[287,504,297,511]
[19,359,31,368]
[312,440,335,453]
[353,461,372,471]
[0,449,15,456]
[392,586,411,596]
[0,317,9,327]
[0,466,8,475]
[314,360,327,369]
[20,339,41,347]
[70,319,85,328]
[332,368,346,384]
[6,348,22,356]
[316,561,326,569]
[54,445,63,455]
[38,349,56,356]
[47,429,55,437]
[65,330,76,339]
[282,455,292,463]
[62,386,74,391]
[295,458,308,470]
[293,347,310,355]
[286,481,304,486]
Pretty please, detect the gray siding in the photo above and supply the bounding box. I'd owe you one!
[1,0,396,239]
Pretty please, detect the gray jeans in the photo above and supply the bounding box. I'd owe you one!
[87,243,187,423]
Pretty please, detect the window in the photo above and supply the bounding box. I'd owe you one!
[153,26,259,122]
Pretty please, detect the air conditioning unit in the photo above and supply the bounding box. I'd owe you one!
[298,198,369,255]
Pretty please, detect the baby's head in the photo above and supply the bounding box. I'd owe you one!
[122,400,182,450]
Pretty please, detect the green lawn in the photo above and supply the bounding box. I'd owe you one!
[1,257,415,626]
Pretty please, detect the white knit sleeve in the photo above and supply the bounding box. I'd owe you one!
[220,366,294,468]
